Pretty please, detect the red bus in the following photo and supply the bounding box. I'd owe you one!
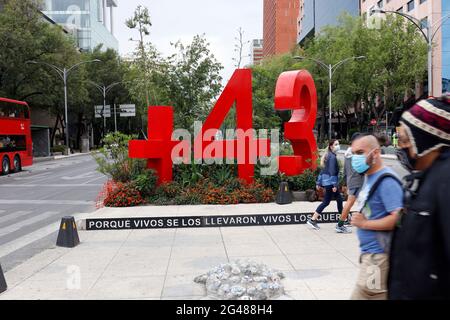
[0,97,33,175]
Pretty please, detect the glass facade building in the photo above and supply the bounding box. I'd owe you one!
[42,0,118,52]
[298,0,360,44]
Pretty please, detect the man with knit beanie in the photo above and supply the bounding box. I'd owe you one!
[388,93,450,299]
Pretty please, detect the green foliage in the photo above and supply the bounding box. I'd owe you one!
[92,132,146,183]
[0,0,87,108]
[173,163,205,187]
[287,169,320,191]
[257,172,285,191]
[130,169,158,198]
[257,168,320,192]
[51,145,67,153]
[104,182,145,207]
[125,5,152,35]
[125,34,223,131]
[0,0,136,148]
[252,14,428,141]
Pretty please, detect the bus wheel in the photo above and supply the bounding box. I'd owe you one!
[13,155,22,172]
[2,156,10,175]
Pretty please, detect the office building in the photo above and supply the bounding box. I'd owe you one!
[251,39,264,65]
[263,0,300,58]
[42,0,119,52]
[362,0,449,96]
[298,0,360,44]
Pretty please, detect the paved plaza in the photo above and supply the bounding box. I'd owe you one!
[0,202,360,300]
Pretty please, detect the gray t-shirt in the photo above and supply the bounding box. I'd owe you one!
[343,149,364,190]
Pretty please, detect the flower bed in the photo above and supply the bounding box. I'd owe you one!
[93,132,345,208]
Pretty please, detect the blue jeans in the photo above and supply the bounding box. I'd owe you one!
[316,186,343,215]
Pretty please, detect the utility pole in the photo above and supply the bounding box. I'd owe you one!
[27,60,101,152]
[294,56,366,140]
[88,81,122,136]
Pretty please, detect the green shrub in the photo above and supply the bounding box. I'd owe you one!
[51,145,67,153]
[295,169,319,191]
[173,163,205,187]
[92,132,146,183]
[103,182,145,207]
[131,169,158,197]
[257,172,284,191]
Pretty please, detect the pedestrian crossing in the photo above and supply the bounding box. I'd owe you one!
[0,211,60,237]
[0,154,101,265]
[0,210,33,225]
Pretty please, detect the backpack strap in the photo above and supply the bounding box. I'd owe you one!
[362,173,403,210]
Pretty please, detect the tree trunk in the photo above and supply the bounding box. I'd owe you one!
[76,112,83,150]
[320,102,326,143]
[338,112,342,138]
[50,112,62,148]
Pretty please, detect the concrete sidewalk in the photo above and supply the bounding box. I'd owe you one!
[0,202,360,300]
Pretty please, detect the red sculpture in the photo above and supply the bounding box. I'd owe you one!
[275,70,318,175]
[129,69,318,184]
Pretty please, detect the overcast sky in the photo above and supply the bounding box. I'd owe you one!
[113,0,263,84]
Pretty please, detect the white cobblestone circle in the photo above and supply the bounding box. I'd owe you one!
[194,259,291,300]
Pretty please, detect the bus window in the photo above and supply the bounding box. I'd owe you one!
[0,101,7,117]
[0,101,29,119]
[0,135,26,152]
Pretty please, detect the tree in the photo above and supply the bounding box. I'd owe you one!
[251,14,427,142]
[301,15,427,136]
[0,0,88,147]
[251,54,296,134]
[83,46,131,143]
[163,35,223,129]
[126,5,152,107]
[232,27,250,69]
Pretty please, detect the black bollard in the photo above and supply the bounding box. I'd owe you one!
[56,216,80,248]
[276,181,293,205]
[0,263,7,294]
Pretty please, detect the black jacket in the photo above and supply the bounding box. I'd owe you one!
[388,148,450,300]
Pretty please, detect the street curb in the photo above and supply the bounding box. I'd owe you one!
[33,151,93,163]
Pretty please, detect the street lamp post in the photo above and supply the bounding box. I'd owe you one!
[373,9,450,97]
[293,55,366,140]
[88,81,122,135]
[26,59,101,152]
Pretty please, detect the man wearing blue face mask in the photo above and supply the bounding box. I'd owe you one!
[349,134,404,300]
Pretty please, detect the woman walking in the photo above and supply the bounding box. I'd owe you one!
[307,139,343,230]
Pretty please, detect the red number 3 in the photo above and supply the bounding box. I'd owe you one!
[275,70,318,175]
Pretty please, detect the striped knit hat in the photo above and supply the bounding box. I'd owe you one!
[399,93,450,157]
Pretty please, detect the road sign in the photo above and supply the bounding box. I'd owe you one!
[95,105,111,118]
[119,104,136,117]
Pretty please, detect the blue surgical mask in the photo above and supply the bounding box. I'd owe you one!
[351,154,370,174]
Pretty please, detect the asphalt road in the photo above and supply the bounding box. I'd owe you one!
[0,154,106,271]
